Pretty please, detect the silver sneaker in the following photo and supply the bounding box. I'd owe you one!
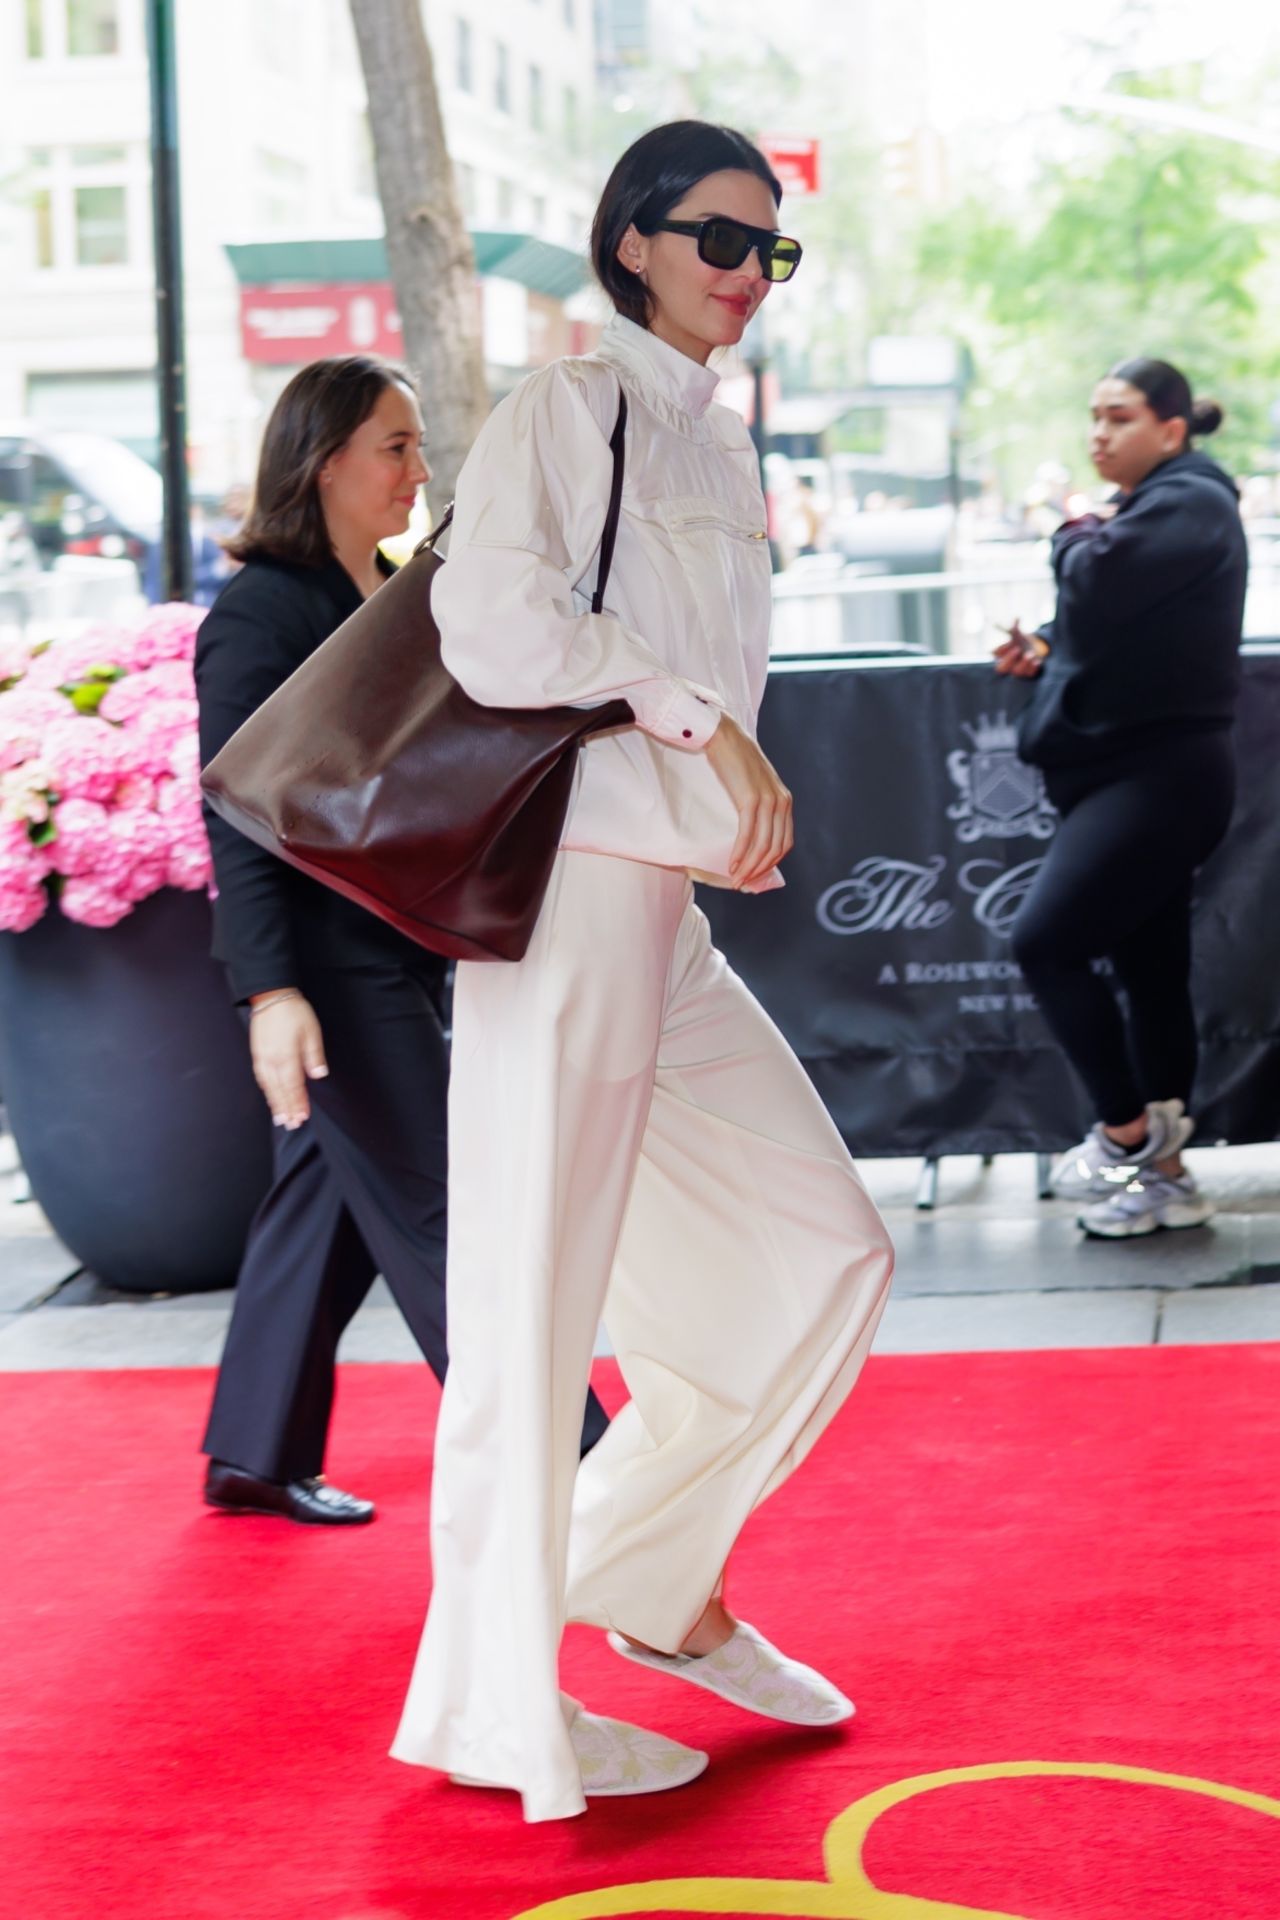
[1078,1167,1213,1239]
[608,1621,854,1726]
[1049,1098,1195,1199]
[451,1700,708,1798]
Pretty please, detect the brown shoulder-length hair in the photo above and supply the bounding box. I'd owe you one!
[225,353,418,566]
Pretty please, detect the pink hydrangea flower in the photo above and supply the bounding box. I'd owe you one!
[0,881,48,932]
[0,635,32,688]
[22,625,143,690]
[41,716,131,802]
[97,659,197,723]
[165,826,214,893]
[130,602,204,668]
[0,762,55,826]
[165,734,202,785]
[0,688,72,773]
[106,805,171,902]
[0,601,211,932]
[47,797,111,877]
[114,773,158,811]
[58,876,134,928]
[0,817,53,931]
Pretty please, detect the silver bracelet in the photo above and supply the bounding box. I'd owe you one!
[249,990,301,1018]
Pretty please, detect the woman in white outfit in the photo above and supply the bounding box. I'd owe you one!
[391,121,894,1824]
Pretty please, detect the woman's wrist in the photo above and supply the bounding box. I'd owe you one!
[249,988,302,1017]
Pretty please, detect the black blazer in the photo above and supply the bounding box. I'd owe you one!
[196,550,445,1003]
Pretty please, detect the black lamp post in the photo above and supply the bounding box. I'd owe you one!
[742,308,769,477]
[145,0,192,602]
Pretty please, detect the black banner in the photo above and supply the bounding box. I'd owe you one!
[701,647,1280,1156]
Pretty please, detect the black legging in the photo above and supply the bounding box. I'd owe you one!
[1011,733,1235,1125]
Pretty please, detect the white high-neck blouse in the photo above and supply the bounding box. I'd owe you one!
[432,311,781,889]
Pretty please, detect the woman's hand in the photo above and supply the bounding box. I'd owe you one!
[704,714,794,888]
[993,619,1048,679]
[248,991,329,1129]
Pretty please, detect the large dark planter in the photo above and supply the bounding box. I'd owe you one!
[0,888,273,1293]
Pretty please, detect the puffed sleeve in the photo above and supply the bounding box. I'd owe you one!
[432,361,721,749]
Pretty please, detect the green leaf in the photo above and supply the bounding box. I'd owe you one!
[29,818,57,848]
[65,682,110,715]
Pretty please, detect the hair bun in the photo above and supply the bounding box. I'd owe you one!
[1191,397,1224,436]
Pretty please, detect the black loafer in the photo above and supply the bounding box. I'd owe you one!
[204,1461,375,1526]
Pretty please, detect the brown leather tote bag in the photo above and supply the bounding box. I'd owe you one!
[201,393,632,962]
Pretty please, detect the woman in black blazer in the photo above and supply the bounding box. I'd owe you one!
[196,355,607,1525]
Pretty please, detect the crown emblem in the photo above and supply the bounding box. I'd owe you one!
[947,710,1057,842]
[962,713,1019,753]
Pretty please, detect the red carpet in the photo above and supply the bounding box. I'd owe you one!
[3,1347,1280,1920]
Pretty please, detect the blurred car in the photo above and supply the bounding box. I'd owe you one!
[0,424,162,589]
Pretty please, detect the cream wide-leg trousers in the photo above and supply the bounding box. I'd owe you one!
[390,851,894,1822]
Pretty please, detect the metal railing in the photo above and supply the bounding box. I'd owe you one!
[770,546,1280,658]
[0,557,145,638]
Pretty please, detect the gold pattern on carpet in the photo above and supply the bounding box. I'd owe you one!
[507,1760,1280,1919]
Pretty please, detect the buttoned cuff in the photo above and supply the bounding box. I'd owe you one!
[630,679,723,749]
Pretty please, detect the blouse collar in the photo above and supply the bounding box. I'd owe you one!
[597,313,721,425]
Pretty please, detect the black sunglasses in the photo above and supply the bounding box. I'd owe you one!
[653,216,803,284]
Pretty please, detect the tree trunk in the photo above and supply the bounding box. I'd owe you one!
[348,0,490,516]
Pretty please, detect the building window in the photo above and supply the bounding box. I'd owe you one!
[455,15,473,92]
[494,40,510,114]
[563,0,574,24]
[496,177,515,224]
[28,144,133,270]
[253,0,302,69]
[563,85,579,152]
[254,149,308,231]
[528,63,543,131]
[32,188,55,267]
[27,148,54,267]
[67,0,119,56]
[530,194,546,233]
[456,162,477,221]
[25,0,44,56]
[74,185,127,265]
[354,113,377,199]
[72,142,127,167]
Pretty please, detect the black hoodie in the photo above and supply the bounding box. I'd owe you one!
[1017,449,1247,769]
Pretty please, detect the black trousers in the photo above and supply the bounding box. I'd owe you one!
[202,964,610,1481]
[1011,733,1236,1124]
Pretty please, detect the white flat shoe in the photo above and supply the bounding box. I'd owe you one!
[608,1621,854,1727]
[451,1701,708,1798]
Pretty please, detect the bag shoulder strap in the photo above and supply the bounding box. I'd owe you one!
[417,381,627,596]
[591,385,628,616]
[420,504,453,553]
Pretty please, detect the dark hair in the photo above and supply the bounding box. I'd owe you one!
[591,120,783,327]
[1108,357,1225,439]
[226,354,418,566]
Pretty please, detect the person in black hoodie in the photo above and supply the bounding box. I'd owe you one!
[996,357,1247,1239]
[197,356,608,1526]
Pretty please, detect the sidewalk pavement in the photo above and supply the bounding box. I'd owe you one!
[4,1133,1278,1372]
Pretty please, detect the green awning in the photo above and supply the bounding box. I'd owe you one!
[225,232,589,301]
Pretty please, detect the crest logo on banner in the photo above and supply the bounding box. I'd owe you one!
[946,713,1056,842]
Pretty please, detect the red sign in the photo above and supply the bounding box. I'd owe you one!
[239,283,403,364]
[759,135,821,199]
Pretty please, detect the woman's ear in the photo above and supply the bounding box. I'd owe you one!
[618,223,648,279]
